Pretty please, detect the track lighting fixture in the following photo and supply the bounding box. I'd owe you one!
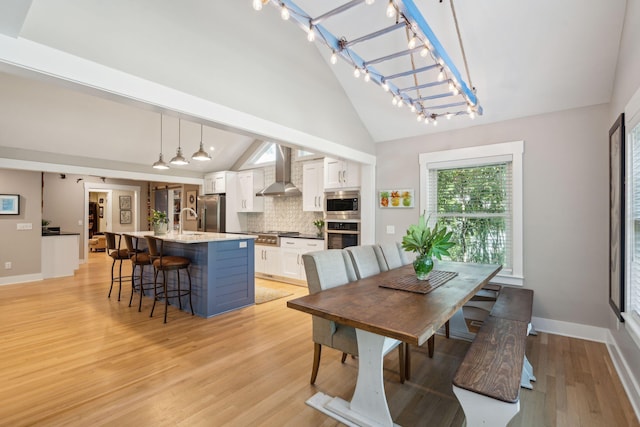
[254,0,482,126]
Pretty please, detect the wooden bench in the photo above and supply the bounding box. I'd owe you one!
[452,287,535,427]
[490,287,536,389]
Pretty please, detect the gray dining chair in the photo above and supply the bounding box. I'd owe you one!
[375,242,410,270]
[344,244,387,279]
[370,242,441,378]
[302,249,406,384]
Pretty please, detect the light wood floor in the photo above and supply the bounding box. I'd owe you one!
[0,253,637,427]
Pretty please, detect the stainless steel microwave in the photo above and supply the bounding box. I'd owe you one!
[325,190,360,220]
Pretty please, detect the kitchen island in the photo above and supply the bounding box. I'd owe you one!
[128,231,256,318]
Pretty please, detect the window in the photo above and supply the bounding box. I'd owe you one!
[625,85,640,345]
[240,142,275,170]
[419,141,524,285]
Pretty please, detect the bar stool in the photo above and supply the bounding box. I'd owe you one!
[122,234,154,311]
[145,235,194,323]
[105,232,130,301]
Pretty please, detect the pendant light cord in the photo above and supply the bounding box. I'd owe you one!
[450,0,473,91]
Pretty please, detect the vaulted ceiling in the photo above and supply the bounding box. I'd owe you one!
[0,0,628,174]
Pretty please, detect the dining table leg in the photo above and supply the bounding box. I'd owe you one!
[307,328,400,427]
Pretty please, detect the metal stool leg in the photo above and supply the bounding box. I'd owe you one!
[163,270,169,323]
[108,258,117,298]
[150,268,160,318]
[186,268,194,316]
[129,264,137,307]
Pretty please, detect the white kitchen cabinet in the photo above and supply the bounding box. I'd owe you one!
[324,157,360,190]
[302,160,324,212]
[237,170,264,212]
[255,246,281,277]
[204,171,234,194]
[280,237,324,282]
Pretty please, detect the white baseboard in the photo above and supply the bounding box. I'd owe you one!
[531,316,609,342]
[0,273,43,286]
[607,331,640,422]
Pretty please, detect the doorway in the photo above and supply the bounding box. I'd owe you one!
[83,182,141,262]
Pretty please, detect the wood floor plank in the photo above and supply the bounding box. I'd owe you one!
[0,252,637,426]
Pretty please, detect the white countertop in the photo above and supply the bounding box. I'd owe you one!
[128,231,257,244]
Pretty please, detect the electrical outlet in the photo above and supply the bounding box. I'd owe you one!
[239,241,247,248]
[16,223,32,230]
[78,220,83,226]
[386,225,395,234]
[4,262,11,270]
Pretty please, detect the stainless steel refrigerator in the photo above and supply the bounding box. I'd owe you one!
[197,194,226,233]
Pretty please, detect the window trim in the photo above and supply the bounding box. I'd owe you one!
[624,84,640,344]
[419,141,524,286]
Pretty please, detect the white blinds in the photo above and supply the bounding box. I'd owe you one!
[631,122,640,317]
[427,161,513,271]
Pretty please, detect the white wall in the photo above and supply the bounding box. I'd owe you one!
[376,103,610,328]
[0,169,41,280]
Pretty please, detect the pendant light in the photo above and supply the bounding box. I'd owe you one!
[191,124,212,161]
[170,119,189,165]
[152,114,170,170]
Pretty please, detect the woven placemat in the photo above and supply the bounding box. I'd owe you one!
[379,270,459,294]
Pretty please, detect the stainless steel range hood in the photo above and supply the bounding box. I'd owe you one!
[255,145,301,197]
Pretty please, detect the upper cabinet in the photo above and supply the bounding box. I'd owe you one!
[324,157,360,190]
[237,170,264,212]
[204,171,234,194]
[302,160,324,212]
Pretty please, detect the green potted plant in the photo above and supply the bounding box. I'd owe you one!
[313,219,325,237]
[402,212,455,280]
[149,209,169,235]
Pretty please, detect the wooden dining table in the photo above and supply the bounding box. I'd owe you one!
[287,261,502,427]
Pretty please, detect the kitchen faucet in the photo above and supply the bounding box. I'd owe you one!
[179,208,198,235]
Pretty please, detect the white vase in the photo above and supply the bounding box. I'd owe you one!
[153,223,168,235]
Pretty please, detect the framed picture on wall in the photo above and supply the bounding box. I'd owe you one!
[186,190,197,220]
[119,195,131,210]
[120,210,132,225]
[378,189,414,208]
[0,194,20,215]
[609,112,625,322]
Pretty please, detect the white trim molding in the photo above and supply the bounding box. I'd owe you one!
[0,273,43,286]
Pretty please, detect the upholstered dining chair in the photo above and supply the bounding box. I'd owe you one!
[105,231,130,302]
[344,244,388,279]
[375,242,409,271]
[302,249,406,384]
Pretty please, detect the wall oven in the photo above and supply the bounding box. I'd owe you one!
[325,221,360,250]
[325,190,360,220]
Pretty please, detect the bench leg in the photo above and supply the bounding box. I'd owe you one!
[452,385,520,427]
[521,355,536,389]
[528,322,538,336]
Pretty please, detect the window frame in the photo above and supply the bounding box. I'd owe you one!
[624,84,640,348]
[419,141,524,286]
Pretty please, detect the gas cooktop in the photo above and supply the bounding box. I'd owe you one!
[253,231,300,246]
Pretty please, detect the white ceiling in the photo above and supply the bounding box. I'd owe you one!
[0,0,628,173]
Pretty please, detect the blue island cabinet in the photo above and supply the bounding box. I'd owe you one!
[160,237,255,318]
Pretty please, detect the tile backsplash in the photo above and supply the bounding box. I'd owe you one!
[246,161,323,234]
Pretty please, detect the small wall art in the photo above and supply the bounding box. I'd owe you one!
[186,190,197,220]
[120,210,132,224]
[0,194,20,215]
[119,195,131,210]
[379,189,414,208]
